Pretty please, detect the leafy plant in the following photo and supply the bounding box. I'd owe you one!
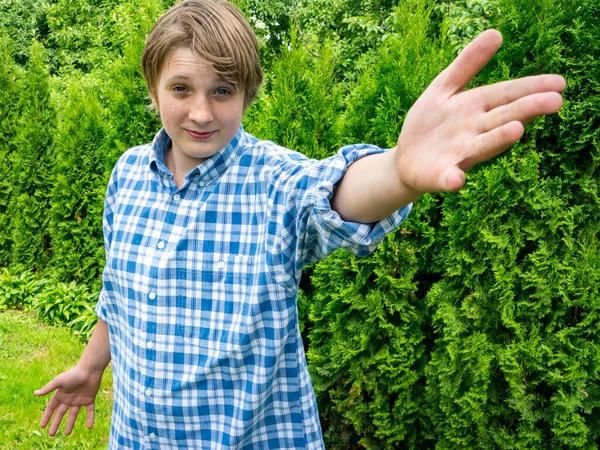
[32,282,97,327]
[0,268,47,311]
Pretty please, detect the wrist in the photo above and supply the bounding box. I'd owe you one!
[76,359,108,377]
[76,319,111,376]
[388,146,423,204]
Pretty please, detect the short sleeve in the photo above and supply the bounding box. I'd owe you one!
[265,143,412,286]
[95,288,110,323]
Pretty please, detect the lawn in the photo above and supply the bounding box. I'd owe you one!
[0,310,112,449]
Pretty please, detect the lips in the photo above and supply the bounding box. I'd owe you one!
[186,129,216,139]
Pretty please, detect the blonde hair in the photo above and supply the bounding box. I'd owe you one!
[141,0,263,109]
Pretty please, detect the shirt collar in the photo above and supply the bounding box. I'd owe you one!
[148,125,247,185]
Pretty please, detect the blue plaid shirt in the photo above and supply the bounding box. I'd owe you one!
[96,125,411,449]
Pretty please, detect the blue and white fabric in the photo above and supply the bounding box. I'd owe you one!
[96,125,411,449]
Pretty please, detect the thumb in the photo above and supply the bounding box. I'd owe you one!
[440,167,466,192]
[34,377,60,397]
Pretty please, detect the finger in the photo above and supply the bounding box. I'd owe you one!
[440,167,466,192]
[435,29,503,94]
[476,75,566,111]
[40,396,60,428]
[34,378,60,397]
[462,121,525,171]
[480,91,564,132]
[85,404,95,429]
[48,404,69,437]
[65,406,80,435]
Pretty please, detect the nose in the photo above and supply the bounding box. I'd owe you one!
[188,96,214,124]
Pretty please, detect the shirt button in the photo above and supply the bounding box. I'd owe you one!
[145,388,153,397]
[198,181,205,187]
[146,341,154,349]
[217,260,226,270]
[149,432,157,441]
[157,241,165,249]
[148,292,156,300]
[173,194,181,201]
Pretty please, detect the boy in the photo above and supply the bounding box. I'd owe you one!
[34,0,565,448]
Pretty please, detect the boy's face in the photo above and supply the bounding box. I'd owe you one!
[152,47,245,172]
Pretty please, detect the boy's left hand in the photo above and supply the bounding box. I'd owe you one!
[396,29,566,195]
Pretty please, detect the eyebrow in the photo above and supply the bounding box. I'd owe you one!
[163,74,194,83]
[164,74,237,90]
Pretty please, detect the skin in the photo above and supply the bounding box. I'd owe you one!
[34,29,566,436]
[151,47,245,187]
[34,319,110,436]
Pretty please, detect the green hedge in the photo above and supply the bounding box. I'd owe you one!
[304,0,600,448]
[0,0,598,447]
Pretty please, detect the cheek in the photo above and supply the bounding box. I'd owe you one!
[161,104,187,123]
[218,109,241,130]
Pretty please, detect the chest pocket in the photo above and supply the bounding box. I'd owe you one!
[174,254,255,353]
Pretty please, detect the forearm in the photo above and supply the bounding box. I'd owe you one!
[77,319,111,375]
[330,148,420,223]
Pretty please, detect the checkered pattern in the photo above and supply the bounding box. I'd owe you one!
[96,125,411,449]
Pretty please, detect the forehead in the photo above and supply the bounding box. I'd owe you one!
[159,47,221,82]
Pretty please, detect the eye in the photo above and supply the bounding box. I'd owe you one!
[172,85,188,93]
[215,88,230,96]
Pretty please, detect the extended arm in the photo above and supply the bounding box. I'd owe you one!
[331,30,565,223]
[35,319,111,436]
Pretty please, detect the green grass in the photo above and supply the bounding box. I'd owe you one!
[0,310,112,449]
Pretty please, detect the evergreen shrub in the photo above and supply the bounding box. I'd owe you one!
[245,29,344,160]
[305,0,600,448]
[0,35,21,266]
[47,77,108,286]
[7,41,55,274]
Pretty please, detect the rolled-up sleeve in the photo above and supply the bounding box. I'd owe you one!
[265,143,412,285]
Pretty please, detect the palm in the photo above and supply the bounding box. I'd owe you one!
[51,370,100,404]
[35,366,103,436]
[396,30,565,194]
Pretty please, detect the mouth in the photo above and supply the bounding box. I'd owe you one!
[185,129,217,140]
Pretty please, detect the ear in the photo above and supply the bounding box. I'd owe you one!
[150,94,159,111]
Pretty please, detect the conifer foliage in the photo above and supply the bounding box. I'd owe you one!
[0,0,598,447]
[0,35,20,266]
[304,0,600,448]
[47,79,108,286]
[7,41,55,273]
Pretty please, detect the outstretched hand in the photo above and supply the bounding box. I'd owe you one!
[34,366,103,436]
[396,29,566,194]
